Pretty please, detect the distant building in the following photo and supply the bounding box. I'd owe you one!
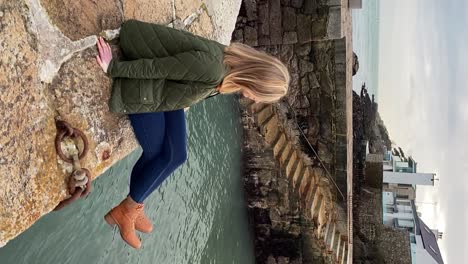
[383,182,416,200]
[349,0,363,9]
[384,172,436,186]
[383,151,417,173]
[431,229,444,240]
[379,150,443,263]
[383,193,417,231]
[382,197,444,264]
[414,218,444,264]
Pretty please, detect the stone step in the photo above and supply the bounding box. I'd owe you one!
[285,150,299,179]
[256,104,274,126]
[280,144,295,168]
[292,160,305,188]
[325,223,336,252]
[279,142,293,167]
[273,134,287,158]
[340,243,348,264]
[270,129,284,150]
[274,134,289,159]
[335,236,343,262]
[261,115,280,144]
[310,191,323,221]
[248,102,268,114]
[305,182,318,211]
[259,113,279,135]
[299,167,314,198]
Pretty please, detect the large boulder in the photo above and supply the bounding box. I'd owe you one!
[0,0,241,247]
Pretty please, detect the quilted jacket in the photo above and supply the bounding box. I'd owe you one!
[107,19,228,114]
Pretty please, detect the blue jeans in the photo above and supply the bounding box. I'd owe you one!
[128,110,187,203]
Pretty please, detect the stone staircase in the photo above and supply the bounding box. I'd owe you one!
[241,99,349,264]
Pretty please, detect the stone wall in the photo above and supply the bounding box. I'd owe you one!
[233,0,349,200]
[241,100,350,264]
[242,113,308,263]
[233,1,352,263]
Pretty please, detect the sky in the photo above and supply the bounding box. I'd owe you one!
[378,0,468,263]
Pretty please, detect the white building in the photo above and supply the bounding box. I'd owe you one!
[383,150,417,173]
[380,150,443,263]
[382,192,417,230]
[383,171,435,186]
[382,195,444,264]
[412,218,444,264]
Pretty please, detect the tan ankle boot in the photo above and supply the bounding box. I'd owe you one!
[104,197,143,249]
[135,209,153,233]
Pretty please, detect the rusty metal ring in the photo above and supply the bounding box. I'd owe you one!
[56,120,74,137]
[80,168,92,197]
[55,128,89,163]
[53,169,92,211]
[53,188,84,211]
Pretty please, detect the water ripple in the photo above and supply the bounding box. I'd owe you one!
[0,96,254,264]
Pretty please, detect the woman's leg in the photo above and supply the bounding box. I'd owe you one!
[129,109,187,203]
[128,112,165,187]
[105,112,166,249]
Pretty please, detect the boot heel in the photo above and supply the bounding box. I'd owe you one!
[104,213,116,227]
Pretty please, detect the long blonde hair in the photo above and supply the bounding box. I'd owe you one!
[220,43,290,103]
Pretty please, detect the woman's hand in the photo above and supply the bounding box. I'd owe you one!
[96,37,113,73]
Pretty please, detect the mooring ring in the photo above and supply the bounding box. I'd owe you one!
[55,128,89,163]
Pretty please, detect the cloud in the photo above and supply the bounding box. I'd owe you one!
[379,0,468,263]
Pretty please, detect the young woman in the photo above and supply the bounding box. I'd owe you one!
[96,19,290,249]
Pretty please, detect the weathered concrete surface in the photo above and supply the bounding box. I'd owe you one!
[0,0,241,247]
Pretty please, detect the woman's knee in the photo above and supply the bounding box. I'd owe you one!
[172,149,187,167]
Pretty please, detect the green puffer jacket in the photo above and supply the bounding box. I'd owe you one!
[107,19,228,114]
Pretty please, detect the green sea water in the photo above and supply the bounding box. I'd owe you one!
[352,0,381,99]
[0,95,254,264]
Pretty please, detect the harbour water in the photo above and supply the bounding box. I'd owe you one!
[0,95,255,264]
[352,0,381,98]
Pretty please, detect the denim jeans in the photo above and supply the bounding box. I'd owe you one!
[128,110,187,203]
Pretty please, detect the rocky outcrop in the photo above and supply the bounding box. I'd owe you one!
[0,0,241,247]
[351,156,411,264]
[352,89,411,264]
[352,52,359,76]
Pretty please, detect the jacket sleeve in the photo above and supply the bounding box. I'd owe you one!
[121,20,220,57]
[107,50,223,84]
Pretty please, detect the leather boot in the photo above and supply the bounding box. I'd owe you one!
[135,208,153,233]
[104,197,143,249]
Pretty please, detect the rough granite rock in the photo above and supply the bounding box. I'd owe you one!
[0,1,60,247]
[186,7,215,39]
[0,0,241,247]
[47,48,138,177]
[124,0,173,24]
[175,0,203,22]
[40,0,123,41]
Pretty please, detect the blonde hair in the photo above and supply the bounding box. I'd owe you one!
[220,43,290,103]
